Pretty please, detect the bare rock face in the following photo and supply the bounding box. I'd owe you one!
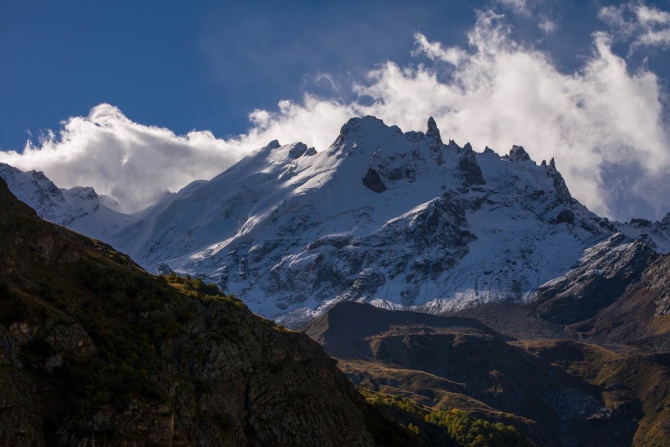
[426,117,444,165]
[554,209,575,225]
[456,144,485,187]
[288,142,308,159]
[426,117,442,145]
[362,167,387,193]
[8,320,95,360]
[546,158,572,205]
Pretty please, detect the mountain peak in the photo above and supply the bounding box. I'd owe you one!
[446,139,462,153]
[288,142,308,159]
[457,144,485,187]
[508,145,531,162]
[426,116,443,145]
[339,115,387,135]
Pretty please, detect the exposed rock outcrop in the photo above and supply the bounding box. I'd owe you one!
[363,167,387,193]
[507,145,531,162]
[456,144,485,187]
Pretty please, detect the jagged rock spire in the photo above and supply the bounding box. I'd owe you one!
[426,117,444,165]
[545,157,572,204]
[457,143,486,187]
[446,140,461,155]
[508,145,531,162]
[426,117,443,146]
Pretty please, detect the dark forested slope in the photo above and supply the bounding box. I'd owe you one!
[0,178,415,447]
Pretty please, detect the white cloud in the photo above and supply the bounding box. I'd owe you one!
[494,0,557,36]
[0,101,354,212]
[599,2,670,50]
[360,13,670,219]
[412,32,467,66]
[1,10,669,221]
[496,0,535,16]
[538,19,557,34]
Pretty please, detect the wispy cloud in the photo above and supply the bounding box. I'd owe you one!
[599,1,670,50]
[1,10,669,221]
[495,0,536,16]
[412,33,468,66]
[493,0,558,36]
[538,18,557,34]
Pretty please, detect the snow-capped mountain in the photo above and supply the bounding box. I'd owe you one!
[0,162,132,240]
[2,117,669,326]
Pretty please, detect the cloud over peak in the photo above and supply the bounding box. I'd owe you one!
[1,9,670,221]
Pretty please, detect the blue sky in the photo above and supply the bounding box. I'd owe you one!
[3,0,660,151]
[1,0,670,220]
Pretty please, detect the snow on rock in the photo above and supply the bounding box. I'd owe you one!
[0,163,133,239]
[2,116,669,327]
[534,233,657,324]
[615,215,670,254]
[87,116,624,326]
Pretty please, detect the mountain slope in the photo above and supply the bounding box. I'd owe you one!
[567,249,670,349]
[447,236,670,350]
[0,178,415,447]
[304,302,670,447]
[303,300,510,360]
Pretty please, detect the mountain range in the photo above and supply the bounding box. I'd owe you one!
[3,116,670,329]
